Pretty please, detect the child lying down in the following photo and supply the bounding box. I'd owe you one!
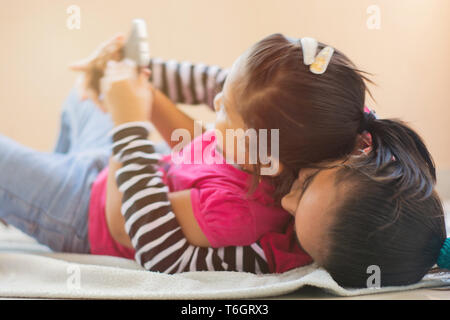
[0,33,448,288]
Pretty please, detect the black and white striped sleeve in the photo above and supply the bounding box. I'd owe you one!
[109,121,270,274]
[147,58,229,111]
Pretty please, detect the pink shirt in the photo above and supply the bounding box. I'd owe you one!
[88,167,135,259]
[162,130,291,247]
[88,130,290,256]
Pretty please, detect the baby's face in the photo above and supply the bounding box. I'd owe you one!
[213,51,255,168]
[281,166,343,264]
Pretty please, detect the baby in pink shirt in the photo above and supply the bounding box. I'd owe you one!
[88,129,290,257]
[161,130,290,247]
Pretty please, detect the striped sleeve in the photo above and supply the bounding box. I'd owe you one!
[147,58,229,111]
[109,122,270,274]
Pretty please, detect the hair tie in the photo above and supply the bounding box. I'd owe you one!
[300,37,334,74]
[437,237,450,269]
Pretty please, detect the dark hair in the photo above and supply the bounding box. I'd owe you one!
[234,33,375,202]
[322,117,447,288]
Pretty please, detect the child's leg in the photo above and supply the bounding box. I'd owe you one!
[0,85,169,254]
[53,86,170,155]
[0,133,110,253]
[53,86,115,155]
[0,86,114,253]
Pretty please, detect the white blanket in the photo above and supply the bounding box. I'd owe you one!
[1,251,450,299]
[0,203,449,299]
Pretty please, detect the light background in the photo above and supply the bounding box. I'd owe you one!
[0,0,449,175]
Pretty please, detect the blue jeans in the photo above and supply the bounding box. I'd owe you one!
[0,88,117,253]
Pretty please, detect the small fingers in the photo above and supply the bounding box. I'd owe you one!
[101,59,136,97]
[138,68,151,83]
[101,33,126,59]
[104,59,137,79]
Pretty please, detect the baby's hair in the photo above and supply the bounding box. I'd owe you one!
[233,33,375,202]
[323,117,446,288]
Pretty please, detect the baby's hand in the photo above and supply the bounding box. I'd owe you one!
[69,34,125,111]
[101,59,154,125]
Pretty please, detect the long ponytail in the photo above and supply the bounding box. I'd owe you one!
[323,113,446,288]
[356,114,436,200]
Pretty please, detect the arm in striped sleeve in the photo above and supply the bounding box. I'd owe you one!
[109,121,270,274]
[148,58,229,111]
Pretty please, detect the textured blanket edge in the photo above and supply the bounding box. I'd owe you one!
[0,252,449,299]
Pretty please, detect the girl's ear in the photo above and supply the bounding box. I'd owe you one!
[352,132,372,155]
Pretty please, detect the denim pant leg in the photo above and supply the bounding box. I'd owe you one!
[54,87,115,155]
[0,88,114,254]
[53,88,171,155]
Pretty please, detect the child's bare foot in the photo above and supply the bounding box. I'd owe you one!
[74,73,106,111]
[69,34,125,112]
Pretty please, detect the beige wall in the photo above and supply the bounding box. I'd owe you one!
[0,0,449,170]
